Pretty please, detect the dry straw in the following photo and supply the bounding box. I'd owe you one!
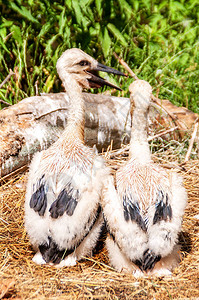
[0,146,199,299]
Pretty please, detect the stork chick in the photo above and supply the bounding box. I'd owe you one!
[25,48,125,267]
[102,80,187,276]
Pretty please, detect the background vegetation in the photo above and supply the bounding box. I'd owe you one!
[0,0,198,112]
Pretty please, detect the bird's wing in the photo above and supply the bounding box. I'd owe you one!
[143,172,187,271]
[48,152,106,219]
[30,172,81,219]
[102,176,148,263]
[28,150,89,218]
[121,183,171,271]
[141,187,173,271]
[28,145,105,221]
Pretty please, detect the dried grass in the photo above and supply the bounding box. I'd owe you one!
[0,147,199,299]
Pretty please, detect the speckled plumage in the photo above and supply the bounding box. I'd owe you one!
[102,80,187,276]
[24,48,124,266]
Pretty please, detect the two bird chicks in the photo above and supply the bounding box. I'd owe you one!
[25,49,187,277]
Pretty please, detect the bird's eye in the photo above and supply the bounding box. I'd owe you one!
[79,60,90,66]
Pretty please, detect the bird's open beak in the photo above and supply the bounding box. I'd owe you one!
[95,63,126,76]
[87,62,126,91]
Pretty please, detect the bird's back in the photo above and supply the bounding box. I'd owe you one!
[116,158,171,215]
[25,136,107,255]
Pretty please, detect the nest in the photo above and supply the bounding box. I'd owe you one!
[0,147,199,299]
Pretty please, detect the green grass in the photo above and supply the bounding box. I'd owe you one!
[0,0,198,112]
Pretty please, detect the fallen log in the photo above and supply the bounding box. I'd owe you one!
[0,92,198,179]
[0,92,131,178]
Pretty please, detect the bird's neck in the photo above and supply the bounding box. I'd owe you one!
[62,78,85,143]
[129,107,151,164]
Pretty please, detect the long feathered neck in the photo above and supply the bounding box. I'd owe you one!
[60,76,85,144]
[129,105,151,164]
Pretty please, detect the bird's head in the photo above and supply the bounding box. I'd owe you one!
[56,48,125,90]
[129,80,152,111]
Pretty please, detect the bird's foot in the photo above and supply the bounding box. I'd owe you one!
[133,269,144,278]
[55,255,77,268]
[32,251,46,265]
[148,268,172,277]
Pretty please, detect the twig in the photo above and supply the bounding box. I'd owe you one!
[108,145,129,158]
[35,107,68,120]
[108,126,179,158]
[3,31,13,42]
[113,52,138,80]
[0,165,28,185]
[0,99,11,106]
[148,126,178,141]
[184,121,199,162]
[0,69,15,89]
[16,107,69,119]
[35,80,39,96]
[151,95,178,124]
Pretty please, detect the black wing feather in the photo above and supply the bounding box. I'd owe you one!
[29,175,47,216]
[123,194,147,232]
[66,198,78,216]
[123,197,130,222]
[142,249,161,271]
[153,191,172,225]
[39,236,73,264]
[49,187,78,219]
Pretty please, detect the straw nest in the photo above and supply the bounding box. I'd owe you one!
[0,143,199,300]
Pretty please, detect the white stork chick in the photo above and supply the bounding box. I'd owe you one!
[25,48,125,267]
[102,80,187,277]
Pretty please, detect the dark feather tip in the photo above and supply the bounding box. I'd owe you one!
[30,178,47,216]
[49,188,79,219]
[153,192,172,225]
[123,196,147,232]
[142,249,161,271]
[39,236,73,264]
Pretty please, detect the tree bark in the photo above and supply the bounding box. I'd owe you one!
[0,92,198,179]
